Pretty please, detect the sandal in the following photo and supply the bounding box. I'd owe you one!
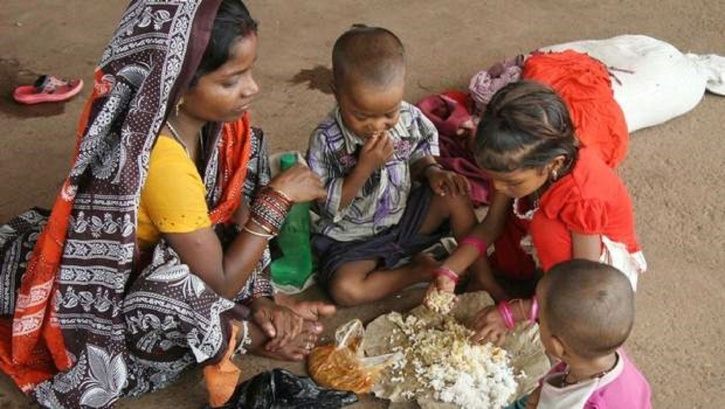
[13,75,83,104]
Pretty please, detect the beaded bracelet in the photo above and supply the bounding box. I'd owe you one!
[270,186,293,203]
[460,236,488,257]
[249,208,278,234]
[434,266,460,284]
[250,186,293,234]
[233,320,252,356]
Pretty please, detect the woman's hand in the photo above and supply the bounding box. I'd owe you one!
[250,297,306,352]
[468,305,509,345]
[268,164,326,203]
[233,200,250,226]
[275,294,336,324]
[254,320,321,362]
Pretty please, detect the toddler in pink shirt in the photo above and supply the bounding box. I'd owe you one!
[509,259,651,409]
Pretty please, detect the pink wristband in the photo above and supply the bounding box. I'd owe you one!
[529,296,539,324]
[434,267,460,284]
[460,236,488,257]
[497,300,516,330]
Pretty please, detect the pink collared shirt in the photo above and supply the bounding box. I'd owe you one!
[537,351,652,409]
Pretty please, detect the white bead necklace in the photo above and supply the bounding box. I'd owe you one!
[512,197,539,220]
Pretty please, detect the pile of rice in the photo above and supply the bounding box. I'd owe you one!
[386,313,518,408]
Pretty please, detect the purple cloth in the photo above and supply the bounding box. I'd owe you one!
[312,186,445,286]
[417,92,492,206]
[469,55,525,114]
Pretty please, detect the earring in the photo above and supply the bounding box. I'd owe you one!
[550,169,559,182]
[175,97,184,117]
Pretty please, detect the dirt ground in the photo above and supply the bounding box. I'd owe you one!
[1,0,724,408]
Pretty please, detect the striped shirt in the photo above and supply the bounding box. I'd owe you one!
[306,101,439,241]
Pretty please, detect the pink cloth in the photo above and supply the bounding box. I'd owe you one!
[417,91,493,206]
[538,351,652,409]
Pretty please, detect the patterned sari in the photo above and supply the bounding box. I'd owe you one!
[0,1,273,407]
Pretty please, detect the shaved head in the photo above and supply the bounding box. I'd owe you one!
[332,25,405,90]
[539,259,635,359]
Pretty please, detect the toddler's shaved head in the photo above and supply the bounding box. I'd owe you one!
[539,259,635,359]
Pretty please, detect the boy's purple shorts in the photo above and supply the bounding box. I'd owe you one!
[312,186,448,288]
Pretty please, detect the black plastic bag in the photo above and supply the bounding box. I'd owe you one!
[211,368,358,409]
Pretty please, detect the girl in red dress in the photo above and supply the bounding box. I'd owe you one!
[427,80,646,343]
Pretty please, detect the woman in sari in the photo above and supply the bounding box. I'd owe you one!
[0,1,332,407]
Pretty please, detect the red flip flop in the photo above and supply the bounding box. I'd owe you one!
[13,75,84,104]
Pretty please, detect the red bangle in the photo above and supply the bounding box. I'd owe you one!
[434,267,460,284]
[460,236,488,257]
[497,300,516,330]
[529,296,539,324]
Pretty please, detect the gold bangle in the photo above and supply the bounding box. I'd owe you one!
[250,216,275,234]
[267,185,293,203]
[242,225,274,240]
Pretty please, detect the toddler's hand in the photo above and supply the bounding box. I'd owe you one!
[359,131,394,171]
[468,305,510,345]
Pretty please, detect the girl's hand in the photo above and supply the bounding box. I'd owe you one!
[426,168,470,196]
[268,164,326,203]
[250,297,305,352]
[468,305,509,345]
[433,272,457,294]
[423,270,457,309]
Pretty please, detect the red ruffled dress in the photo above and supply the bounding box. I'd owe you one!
[489,148,646,289]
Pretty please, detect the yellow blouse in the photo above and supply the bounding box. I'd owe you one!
[137,135,211,248]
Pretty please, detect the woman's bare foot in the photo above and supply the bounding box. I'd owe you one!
[254,320,320,362]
